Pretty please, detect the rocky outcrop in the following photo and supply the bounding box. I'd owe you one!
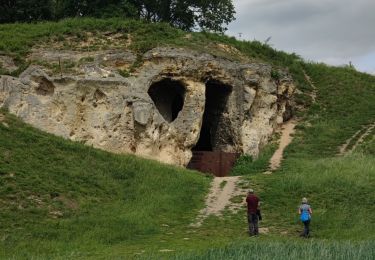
[0,47,295,166]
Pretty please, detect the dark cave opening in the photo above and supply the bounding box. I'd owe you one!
[192,80,232,151]
[148,78,185,123]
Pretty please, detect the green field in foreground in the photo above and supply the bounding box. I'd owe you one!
[1,18,375,259]
[171,240,375,260]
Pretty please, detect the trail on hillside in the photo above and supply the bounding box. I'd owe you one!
[303,70,318,103]
[338,130,362,155]
[351,122,375,152]
[303,69,375,156]
[270,69,314,170]
[191,120,298,227]
[191,78,300,226]
[269,120,296,171]
[339,121,375,155]
[191,176,248,227]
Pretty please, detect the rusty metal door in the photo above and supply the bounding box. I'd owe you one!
[187,151,239,177]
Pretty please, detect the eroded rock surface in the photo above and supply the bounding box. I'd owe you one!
[0,55,18,73]
[0,47,295,166]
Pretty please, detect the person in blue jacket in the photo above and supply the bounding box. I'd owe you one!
[298,197,312,237]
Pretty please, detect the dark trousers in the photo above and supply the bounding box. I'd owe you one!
[247,213,259,236]
[302,220,310,237]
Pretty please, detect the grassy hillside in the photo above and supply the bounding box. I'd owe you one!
[259,66,375,240]
[290,64,375,158]
[0,110,211,258]
[231,62,375,239]
[1,18,375,259]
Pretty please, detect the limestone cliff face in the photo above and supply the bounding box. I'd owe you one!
[0,47,295,166]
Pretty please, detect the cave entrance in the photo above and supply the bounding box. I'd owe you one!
[148,78,185,123]
[188,80,238,177]
[192,79,232,151]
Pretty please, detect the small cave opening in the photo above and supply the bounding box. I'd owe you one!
[148,78,185,123]
[192,80,232,151]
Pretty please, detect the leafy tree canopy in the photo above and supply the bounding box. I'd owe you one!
[130,0,236,32]
[0,0,235,32]
[0,0,53,23]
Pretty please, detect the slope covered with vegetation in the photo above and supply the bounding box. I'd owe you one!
[231,63,375,238]
[0,19,374,259]
[0,111,211,258]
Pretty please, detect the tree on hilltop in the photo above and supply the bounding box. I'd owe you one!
[130,0,236,32]
[0,0,236,32]
[0,0,53,23]
[57,0,137,18]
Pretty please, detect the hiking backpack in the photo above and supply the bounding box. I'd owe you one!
[300,209,310,222]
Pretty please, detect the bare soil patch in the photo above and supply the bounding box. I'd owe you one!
[303,70,317,103]
[338,129,362,155]
[351,122,375,151]
[191,176,248,227]
[338,121,375,155]
[269,120,296,171]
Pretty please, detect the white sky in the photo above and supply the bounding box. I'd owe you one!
[227,0,375,74]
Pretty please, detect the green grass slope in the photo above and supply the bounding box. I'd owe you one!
[0,111,210,258]
[231,63,375,239]
[259,64,375,238]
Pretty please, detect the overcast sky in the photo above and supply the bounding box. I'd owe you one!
[227,0,375,74]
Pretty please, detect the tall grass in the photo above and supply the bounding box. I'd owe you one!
[172,240,375,260]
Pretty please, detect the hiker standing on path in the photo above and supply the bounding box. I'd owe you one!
[299,197,312,238]
[246,189,260,236]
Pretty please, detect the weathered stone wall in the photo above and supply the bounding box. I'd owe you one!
[0,47,295,166]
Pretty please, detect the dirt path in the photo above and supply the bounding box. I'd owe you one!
[303,70,317,103]
[269,120,296,171]
[191,118,298,227]
[191,176,247,227]
[338,129,362,155]
[351,122,375,152]
[339,122,375,155]
[266,70,314,170]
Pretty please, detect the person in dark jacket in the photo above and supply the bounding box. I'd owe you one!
[246,189,260,236]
